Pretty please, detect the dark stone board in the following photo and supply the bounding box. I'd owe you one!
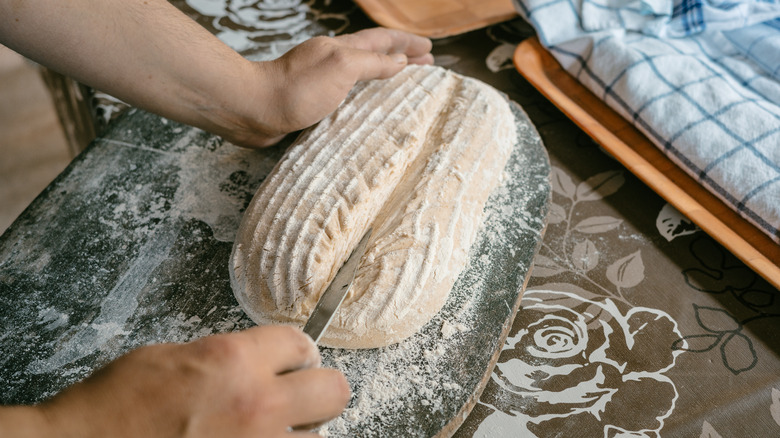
[0,100,549,438]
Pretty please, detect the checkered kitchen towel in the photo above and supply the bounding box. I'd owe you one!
[513,0,780,242]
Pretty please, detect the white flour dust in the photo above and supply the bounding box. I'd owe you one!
[317,299,476,437]
[313,105,548,436]
[23,126,279,377]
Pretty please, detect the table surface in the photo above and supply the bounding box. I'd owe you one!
[2,1,780,437]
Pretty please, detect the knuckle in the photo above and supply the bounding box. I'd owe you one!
[192,334,247,364]
[228,393,281,428]
[277,324,306,345]
[379,32,393,50]
[308,35,334,51]
[326,46,351,67]
[237,384,289,423]
[278,325,317,362]
[372,51,388,66]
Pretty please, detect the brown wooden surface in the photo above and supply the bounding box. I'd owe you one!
[0,47,71,234]
[354,0,516,38]
[38,68,97,156]
[513,37,780,291]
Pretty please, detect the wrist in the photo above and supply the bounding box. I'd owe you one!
[196,59,285,148]
[0,405,57,437]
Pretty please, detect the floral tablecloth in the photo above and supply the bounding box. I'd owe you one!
[6,1,780,437]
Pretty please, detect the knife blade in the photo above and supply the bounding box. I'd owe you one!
[302,228,372,344]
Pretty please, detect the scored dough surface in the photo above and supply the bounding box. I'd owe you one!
[230,64,516,348]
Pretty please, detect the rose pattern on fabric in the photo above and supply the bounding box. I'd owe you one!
[176,0,353,60]
[476,287,684,437]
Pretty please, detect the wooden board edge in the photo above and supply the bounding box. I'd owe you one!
[353,0,517,38]
[436,223,547,437]
[513,37,780,291]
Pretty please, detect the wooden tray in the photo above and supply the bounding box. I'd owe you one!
[354,0,516,38]
[513,37,780,290]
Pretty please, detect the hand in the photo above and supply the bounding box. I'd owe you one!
[226,28,434,148]
[0,0,432,150]
[5,326,349,438]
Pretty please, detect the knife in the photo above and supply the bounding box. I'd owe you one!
[302,228,372,344]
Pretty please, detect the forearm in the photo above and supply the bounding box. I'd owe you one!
[0,2,433,147]
[0,0,270,142]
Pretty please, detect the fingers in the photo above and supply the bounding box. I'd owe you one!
[239,325,321,373]
[236,27,433,149]
[329,28,433,82]
[342,49,410,81]
[409,53,435,65]
[277,368,351,428]
[336,28,432,61]
[242,327,349,431]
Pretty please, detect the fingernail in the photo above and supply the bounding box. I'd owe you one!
[391,53,407,64]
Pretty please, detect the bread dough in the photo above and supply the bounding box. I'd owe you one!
[230,65,516,348]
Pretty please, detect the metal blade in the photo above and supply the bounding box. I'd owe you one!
[302,228,372,344]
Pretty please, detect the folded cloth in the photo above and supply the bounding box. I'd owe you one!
[513,0,780,242]
[724,18,780,81]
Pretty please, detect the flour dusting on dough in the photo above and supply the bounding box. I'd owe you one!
[315,134,548,436]
[230,65,517,348]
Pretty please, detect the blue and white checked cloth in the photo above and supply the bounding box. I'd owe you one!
[513,0,780,242]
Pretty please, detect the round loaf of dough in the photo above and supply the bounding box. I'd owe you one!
[230,65,516,348]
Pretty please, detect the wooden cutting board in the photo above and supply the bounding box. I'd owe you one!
[513,37,780,290]
[354,0,517,38]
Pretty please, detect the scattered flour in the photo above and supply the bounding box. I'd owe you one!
[314,103,549,437]
[441,320,470,339]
